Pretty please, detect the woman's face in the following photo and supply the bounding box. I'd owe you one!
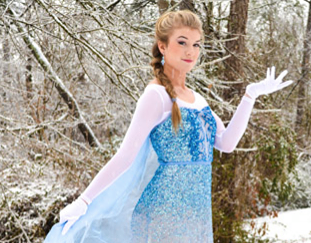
[159,26,202,74]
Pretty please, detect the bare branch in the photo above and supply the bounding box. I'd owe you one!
[35,0,139,101]
[6,7,103,149]
[0,112,67,133]
[106,0,122,11]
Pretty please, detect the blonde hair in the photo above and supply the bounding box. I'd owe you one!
[150,10,204,133]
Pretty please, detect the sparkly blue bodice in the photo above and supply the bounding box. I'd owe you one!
[150,106,217,164]
[131,106,217,243]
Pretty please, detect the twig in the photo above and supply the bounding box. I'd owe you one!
[6,7,103,149]
[0,185,31,243]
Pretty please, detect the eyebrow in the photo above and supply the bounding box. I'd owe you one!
[178,36,201,42]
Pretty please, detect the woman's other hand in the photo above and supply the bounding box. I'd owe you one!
[59,196,88,235]
[246,66,294,99]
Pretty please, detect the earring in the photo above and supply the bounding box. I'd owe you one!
[161,55,165,66]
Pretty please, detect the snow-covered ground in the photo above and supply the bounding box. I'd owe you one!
[245,208,311,242]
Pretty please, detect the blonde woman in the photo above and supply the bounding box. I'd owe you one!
[44,9,293,243]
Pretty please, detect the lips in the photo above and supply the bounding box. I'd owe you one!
[183,59,193,63]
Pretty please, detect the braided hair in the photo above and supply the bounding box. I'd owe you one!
[150,10,204,133]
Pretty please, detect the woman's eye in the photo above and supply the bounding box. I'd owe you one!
[178,41,201,48]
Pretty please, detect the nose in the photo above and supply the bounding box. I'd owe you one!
[185,46,196,57]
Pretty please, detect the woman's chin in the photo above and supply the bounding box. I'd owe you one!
[177,64,193,72]
[184,67,194,73]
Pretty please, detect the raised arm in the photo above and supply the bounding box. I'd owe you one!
[60,86,164,234]
[212,96,255,153]
[213,66,293,153]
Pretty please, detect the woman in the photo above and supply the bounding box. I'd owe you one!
[44,10,293,243]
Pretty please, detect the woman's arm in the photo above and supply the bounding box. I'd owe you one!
[80,87,164,203]
[60,86,164,234]
[212,66,293,153]
[212,95,255,153]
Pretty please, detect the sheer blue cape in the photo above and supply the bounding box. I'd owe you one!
[44,136,159,243]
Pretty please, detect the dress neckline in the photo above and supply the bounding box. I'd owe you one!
[146,83,196,105]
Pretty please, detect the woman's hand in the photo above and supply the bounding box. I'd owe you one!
[246,66,294,99]
[59,197,88,235]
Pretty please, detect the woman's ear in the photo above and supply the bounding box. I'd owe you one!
[157,40,166,55]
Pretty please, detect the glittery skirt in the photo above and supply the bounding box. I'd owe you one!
[131,162,213,243]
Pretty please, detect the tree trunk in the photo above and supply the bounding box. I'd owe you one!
[157,0,169,14]
[203,2,214,37]
[179,0,195,12]
[295,2,311,145]
[3,27,10,87]
[25,57,33,99]
[157,0,195,15]
[223,0,250,99]
[157,0,177,15]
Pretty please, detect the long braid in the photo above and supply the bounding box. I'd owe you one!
[150,43,182,134]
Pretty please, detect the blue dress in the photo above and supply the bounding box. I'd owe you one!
[44,106,217,243]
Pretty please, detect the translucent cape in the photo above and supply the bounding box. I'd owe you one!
[44,136,159,243]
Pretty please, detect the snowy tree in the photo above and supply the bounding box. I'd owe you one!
[0,0,309,242]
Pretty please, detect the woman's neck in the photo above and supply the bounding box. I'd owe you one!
[163,65,187,90]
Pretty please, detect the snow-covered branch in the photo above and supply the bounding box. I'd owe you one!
[6,7,103,149]
[34,0,137,101]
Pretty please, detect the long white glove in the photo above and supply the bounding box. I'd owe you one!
[59,196,88,235]
[246,66,293,99]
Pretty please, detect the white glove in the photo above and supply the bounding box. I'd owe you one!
[246,66,293,99]
[59,196,88,235]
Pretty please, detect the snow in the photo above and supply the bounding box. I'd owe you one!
[245,207,311,242]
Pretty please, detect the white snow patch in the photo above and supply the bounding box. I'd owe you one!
[245,207,311,242]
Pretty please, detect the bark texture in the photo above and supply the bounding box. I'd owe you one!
[295,2,311,145]
[224,0,250,99]
[179,0,195,12]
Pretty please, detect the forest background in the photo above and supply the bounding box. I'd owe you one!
[0,0,310,242]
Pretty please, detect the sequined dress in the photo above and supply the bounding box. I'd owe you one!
[44,84,255,243]
[131,106,216,242]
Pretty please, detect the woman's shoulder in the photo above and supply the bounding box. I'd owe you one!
[144,79,167,97]
[142,79,172,109]
[139,79,165,101]
[146,79,165,89]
